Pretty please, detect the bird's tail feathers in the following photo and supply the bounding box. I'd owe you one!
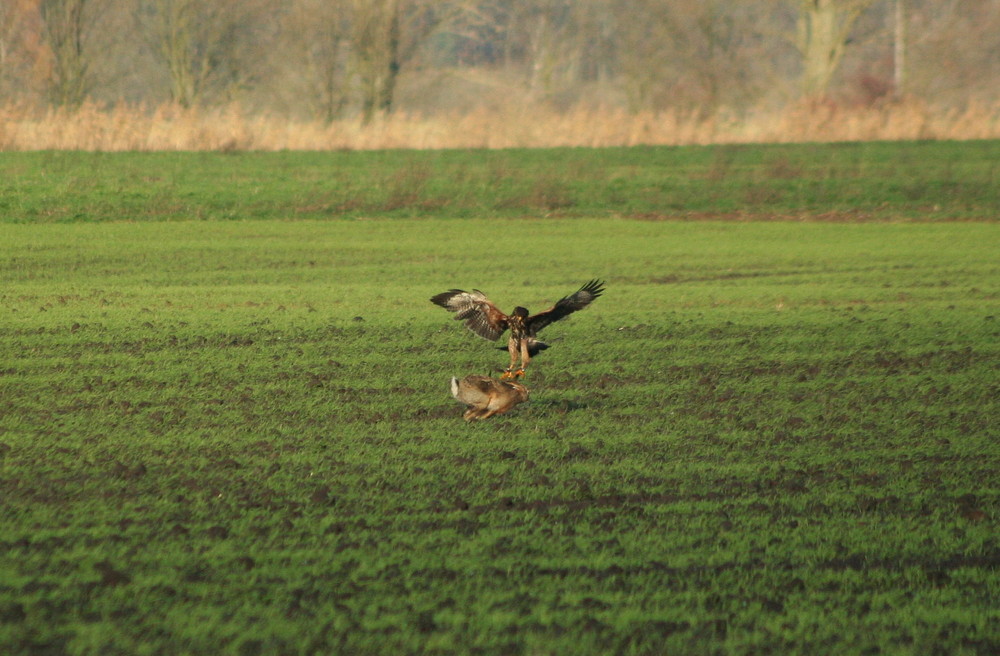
[528,341,550,356]
[495,340,550,356]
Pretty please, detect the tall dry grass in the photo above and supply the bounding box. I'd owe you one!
[1,100,998,151]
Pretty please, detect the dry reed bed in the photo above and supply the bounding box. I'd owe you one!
[1,101,998,151]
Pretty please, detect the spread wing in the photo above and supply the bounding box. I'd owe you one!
[431,289,509,341]
[525,279,605,335]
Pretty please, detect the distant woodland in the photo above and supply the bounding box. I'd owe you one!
[2,0,997,122]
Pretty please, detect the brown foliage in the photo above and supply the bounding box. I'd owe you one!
[1,98,998,151]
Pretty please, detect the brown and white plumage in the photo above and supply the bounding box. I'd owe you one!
[433,289,509,341]
[431,279,605,378]
[450,375,530,421]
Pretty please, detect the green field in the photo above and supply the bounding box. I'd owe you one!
[1,140,998,223]
[1,143,998,655]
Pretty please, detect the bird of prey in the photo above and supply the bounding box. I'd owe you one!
[450,375,530,421]
[431,279,605,379]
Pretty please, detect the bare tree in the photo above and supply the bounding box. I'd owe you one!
[892,0,905,97]
[350,0,401,122]
[348,0,469,123]
[3,0,996,119]
[147,0,201,107]
[0,0,28,99]
[140,0,271,107]
[614,0,772,113]
[462,0,615,105]
[522,0,575,97]
[0,3,12,90]
[905,0,1000,104]
[280,0,352,122]
[38,0,105,107]
[792,0,878,99]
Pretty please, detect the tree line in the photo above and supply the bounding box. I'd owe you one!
[1,0,996,123]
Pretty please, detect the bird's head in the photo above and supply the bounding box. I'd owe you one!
[512,306,529,318]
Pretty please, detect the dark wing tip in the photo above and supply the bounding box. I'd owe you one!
[430,289,464,307]
[561,279,605,308]
[524,280,604,333]
[580,279,606,299]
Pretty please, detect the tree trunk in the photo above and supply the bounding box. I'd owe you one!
[893,0,905,98]
[353,0,401,125]
[157,0,196,107]
[794,0,873,99]
[40,0,91,107]
[376,4,400,114]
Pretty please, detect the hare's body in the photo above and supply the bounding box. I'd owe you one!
[450,375,529,421]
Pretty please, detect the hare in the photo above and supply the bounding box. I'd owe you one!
[450,374,530,421]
